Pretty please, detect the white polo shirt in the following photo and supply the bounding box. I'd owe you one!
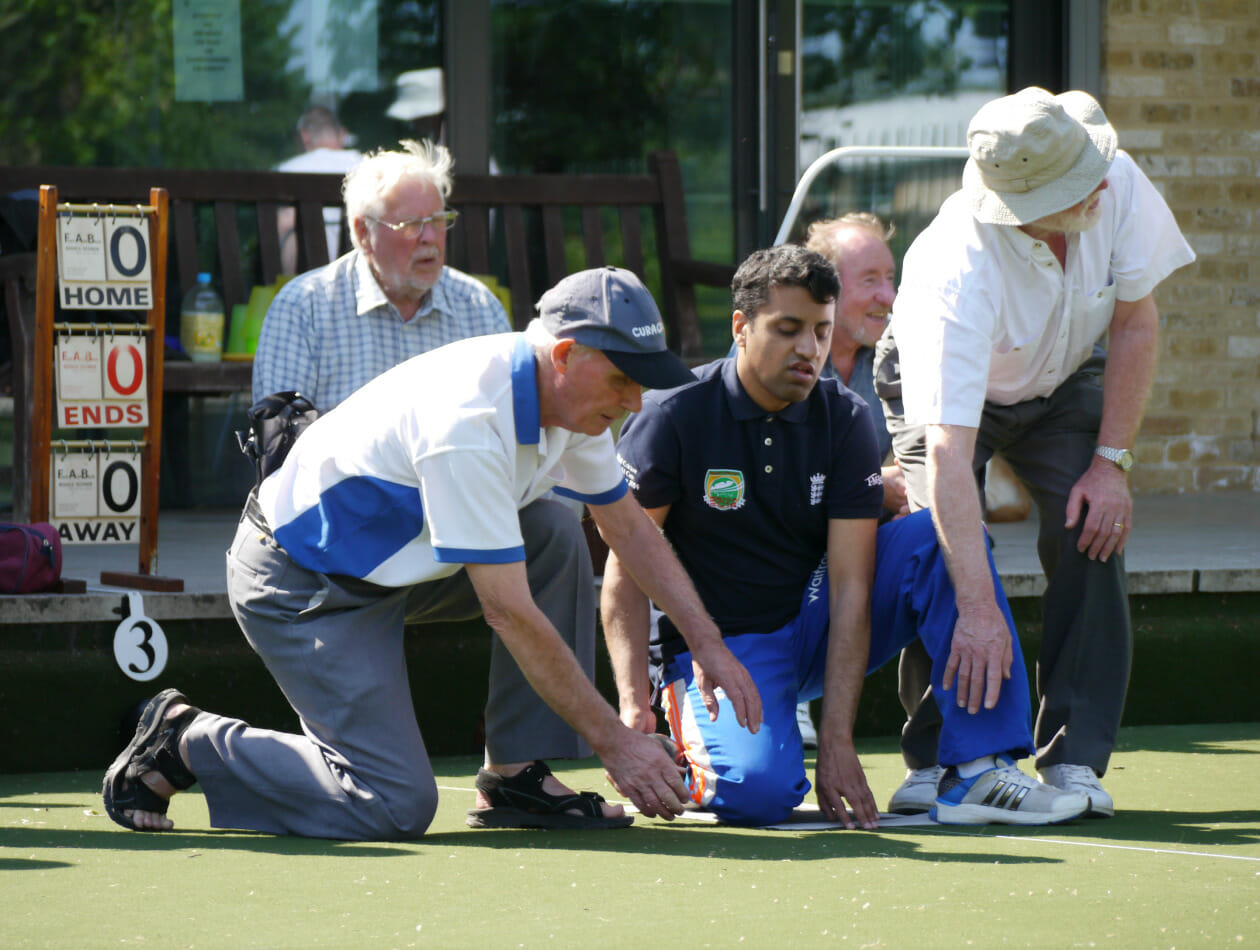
[257,333,628,587]
[892,150,1195,427]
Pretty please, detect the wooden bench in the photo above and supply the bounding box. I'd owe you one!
[1,152,730,384]
[1,152,734,517]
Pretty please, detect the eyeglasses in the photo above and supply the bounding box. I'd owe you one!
[368,210,459,238]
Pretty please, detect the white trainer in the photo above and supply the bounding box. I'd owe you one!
[1040,763,1115,818]
[796,702,818,749]
[887,765,945,815]
[932,755,1089,825]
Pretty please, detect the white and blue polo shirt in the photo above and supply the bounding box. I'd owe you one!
[257,332,628,587]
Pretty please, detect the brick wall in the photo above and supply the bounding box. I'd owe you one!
[1103,0,1260,493]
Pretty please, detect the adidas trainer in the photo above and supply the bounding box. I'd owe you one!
[932,755,1088,825]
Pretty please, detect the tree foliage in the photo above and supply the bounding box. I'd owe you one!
[0,0,308,168]
[490,1,728,175]
[801,0,993,110]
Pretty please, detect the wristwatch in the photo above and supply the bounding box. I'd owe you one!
[1094,445,1134,472]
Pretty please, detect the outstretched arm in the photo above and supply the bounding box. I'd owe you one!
[814,517,880,829]
[599,505,668,734]
[925,423,1014,714]
[466,559,687,819]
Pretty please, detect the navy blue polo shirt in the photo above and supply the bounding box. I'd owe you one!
[616,356,883,662]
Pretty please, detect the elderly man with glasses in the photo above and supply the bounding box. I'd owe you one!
[253,139,510,412]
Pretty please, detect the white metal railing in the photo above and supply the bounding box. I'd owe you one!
[774,145,968,246]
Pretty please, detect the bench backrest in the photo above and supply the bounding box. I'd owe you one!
[0,151,729,360]
[0,253,36,521]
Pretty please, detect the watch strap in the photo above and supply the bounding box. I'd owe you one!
[1094,445,1133,470]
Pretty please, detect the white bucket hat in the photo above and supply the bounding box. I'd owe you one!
[387,68,445,121]
[962,87,1117,226]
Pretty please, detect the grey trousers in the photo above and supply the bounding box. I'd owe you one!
[873,339,1131,776]
[188,498,594,840]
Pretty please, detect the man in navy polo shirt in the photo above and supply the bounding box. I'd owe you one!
[602,245,1087,828]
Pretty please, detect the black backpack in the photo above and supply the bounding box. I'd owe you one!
[237,391,320,491]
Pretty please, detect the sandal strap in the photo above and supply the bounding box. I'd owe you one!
[152,705,200,790]
[127,778,173,816]
[131,698,201,791]
[475,761,609,817]
[563,791,611,819]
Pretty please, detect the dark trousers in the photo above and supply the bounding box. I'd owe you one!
[874,340,1131,776]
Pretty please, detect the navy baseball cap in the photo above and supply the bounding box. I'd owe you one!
[537,267,694,390]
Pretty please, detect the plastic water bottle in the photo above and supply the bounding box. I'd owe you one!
[179,273,225,363]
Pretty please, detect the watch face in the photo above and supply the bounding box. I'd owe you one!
[1097,446,1133,471]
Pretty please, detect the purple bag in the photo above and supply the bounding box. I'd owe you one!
[0,522,62,594]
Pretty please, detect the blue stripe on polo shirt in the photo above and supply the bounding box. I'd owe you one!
[274,475,424,578]
[553,480,629,506]
[511,335,540,445]
[433,544,527,564]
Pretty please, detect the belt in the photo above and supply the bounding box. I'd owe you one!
[243,490,273,538]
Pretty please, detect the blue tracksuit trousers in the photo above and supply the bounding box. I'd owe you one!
[660,509,1034,825]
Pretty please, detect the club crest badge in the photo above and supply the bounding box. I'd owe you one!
[703,469,745,511]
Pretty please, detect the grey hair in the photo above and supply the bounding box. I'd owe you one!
[343,139,454,249]
[804,212,895,265]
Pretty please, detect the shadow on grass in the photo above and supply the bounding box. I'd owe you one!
[416,824,1064,864]
[1011,809,1260,848]
[0,824,411,858]
[6,808,1251,866]
[0,857,74,871]
[0,820,1068,866]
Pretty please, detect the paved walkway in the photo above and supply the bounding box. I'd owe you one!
[14,491,1260,623]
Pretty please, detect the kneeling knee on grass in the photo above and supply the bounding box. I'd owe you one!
[706,759,809,826]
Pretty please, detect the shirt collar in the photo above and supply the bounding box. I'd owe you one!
[352,250,390,317]
[720,355,811,424]
[511,334,541,445]
[352,251,448,322]
[1003,221,1072,263]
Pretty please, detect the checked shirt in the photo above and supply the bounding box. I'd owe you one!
[252,250,511,410]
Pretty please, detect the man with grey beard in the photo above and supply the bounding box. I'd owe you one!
[873,87,1194,819]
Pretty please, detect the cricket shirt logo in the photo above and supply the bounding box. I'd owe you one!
[703,469,745,510]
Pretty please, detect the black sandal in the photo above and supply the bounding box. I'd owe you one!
[102,688,201,831]
[465,760,632,830]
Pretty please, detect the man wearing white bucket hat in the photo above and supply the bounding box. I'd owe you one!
[873,87,1195,818]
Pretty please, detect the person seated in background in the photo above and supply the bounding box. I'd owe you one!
[602,244,1088,829]
[254,138,510,411]
[275,105,364,274]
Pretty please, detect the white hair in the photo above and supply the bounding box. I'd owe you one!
[342,139,454,249]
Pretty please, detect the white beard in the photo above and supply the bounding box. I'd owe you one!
[1036,199,1104,234]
